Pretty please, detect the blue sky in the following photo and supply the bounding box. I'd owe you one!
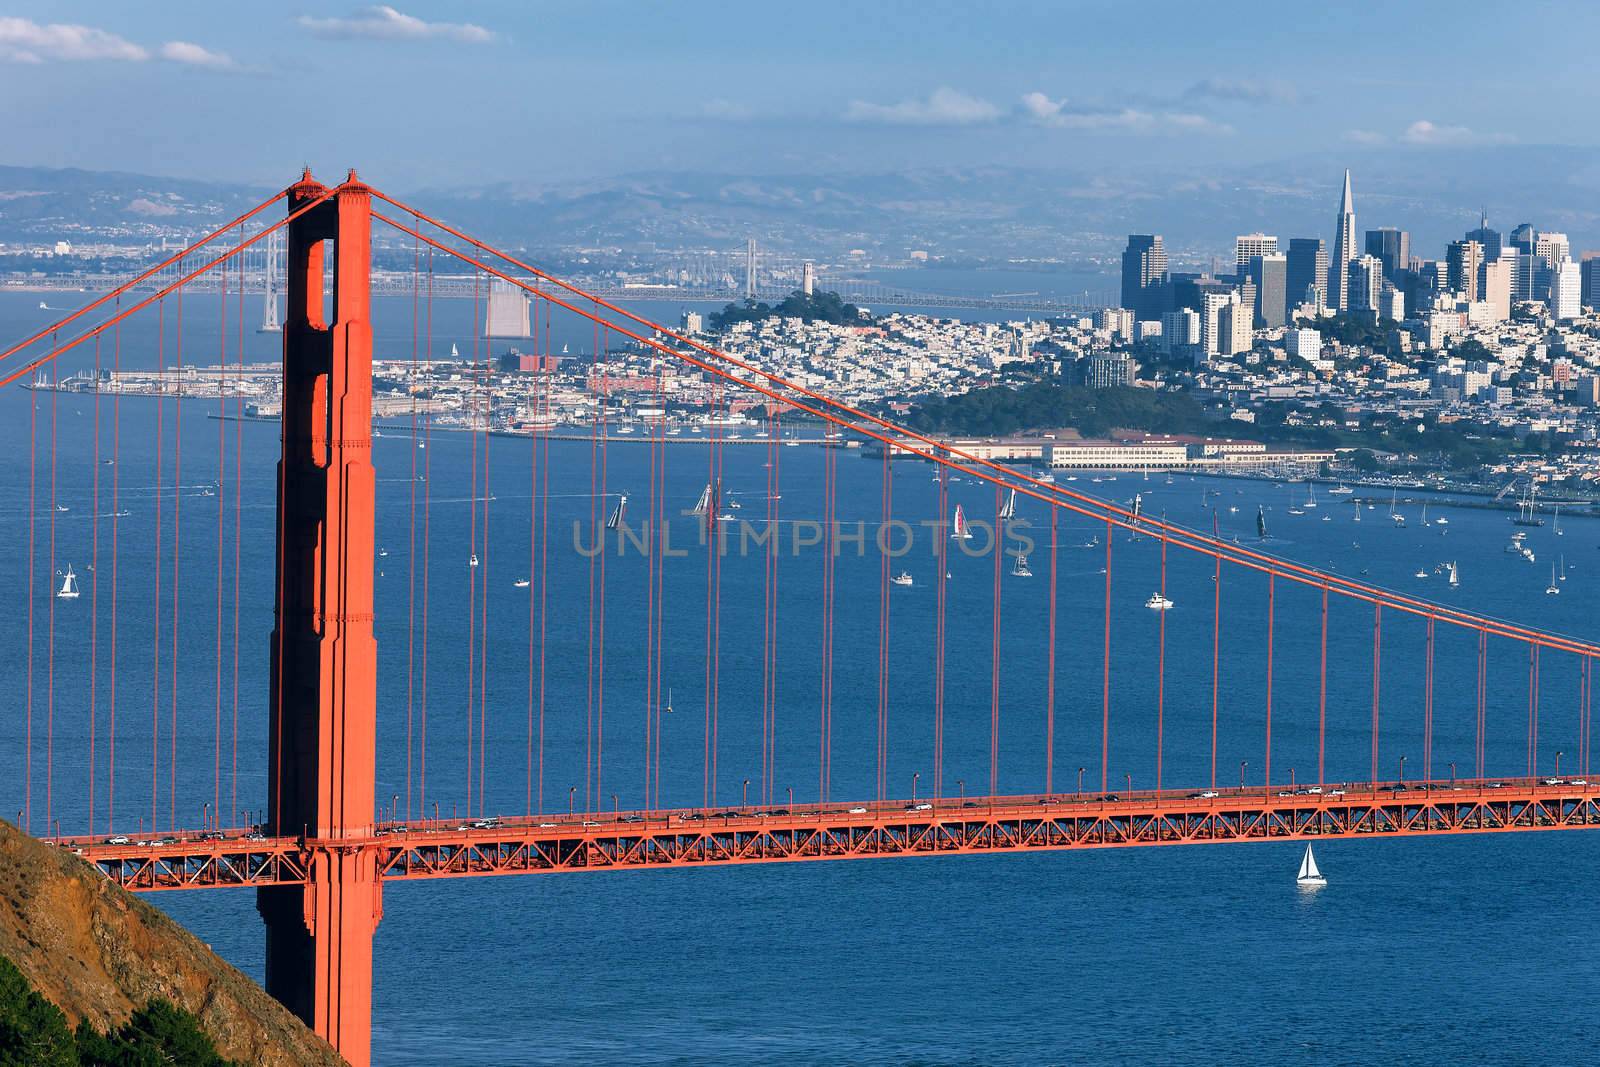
[1,1,1596,188]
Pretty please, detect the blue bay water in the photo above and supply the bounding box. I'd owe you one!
[0,289,1595,1063]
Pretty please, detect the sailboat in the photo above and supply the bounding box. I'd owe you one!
[1512,482,1545,527]
[1304,484,1318,509]
[1546,564,1560,595]
[691,482,713,516]
[1447,561,1459,587]
[1256,505,1268,540]
[1352,500,1361,523]
[1421,502,1428,526]
[999,488,1017,522]
[1389,489,1405,527]
[1554,505,1563,536]
[606,492,628,530]
[1560,554,1567,582]
[56,565,80,600]
[951,504,973,540]
[1296,844,1327,887]
[1011,554,1033,578]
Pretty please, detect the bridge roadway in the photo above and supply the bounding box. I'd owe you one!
[61,778,1599,891]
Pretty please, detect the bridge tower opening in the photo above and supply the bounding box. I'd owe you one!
[256,170,381,1067]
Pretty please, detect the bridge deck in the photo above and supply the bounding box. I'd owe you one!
[59,778,1598,891]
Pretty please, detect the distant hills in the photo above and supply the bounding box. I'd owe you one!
[6,144,1600,263]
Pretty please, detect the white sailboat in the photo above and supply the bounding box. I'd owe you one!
[1011,554,1032,578]
[1546,564,1560,595]
[1560,554,1567,582]
[56,565,80,600]
[691,482,713,516]
[606,492,628,530]
[1447,561,1459,588]
[1296,844,1326,887]
[999,488,1017,522]
[951,504,973,540]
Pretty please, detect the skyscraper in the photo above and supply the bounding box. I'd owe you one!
[1347,255,1383,314]
[1330,170,1356,312]
[1466,213,1502,261]
[1120,234,1169,321]
[1582,256,1600,311]
[1482,257,1512,322]
[1446,240,1484,302]
[1234,233,1278,272]
[1247,253,1287,328]
[1364,227,1409,282]
[1550,259,1581,320]
[1286,238,1328,314]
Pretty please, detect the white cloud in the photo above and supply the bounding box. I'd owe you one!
[297,6,496,44]
[845,88,1001,126]
[0,16,148,63]
[159,41,235,69]
[1020,92,1230,134]
[1185,77,1301,105]
[1343,129,1387,145]
[1400,119,1480,145]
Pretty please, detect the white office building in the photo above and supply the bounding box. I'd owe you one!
[1550,258,1582,320]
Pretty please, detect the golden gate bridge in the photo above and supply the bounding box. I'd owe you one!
[1,171,1595,1066]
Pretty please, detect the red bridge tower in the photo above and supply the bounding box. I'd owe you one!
[256,171,381,1067]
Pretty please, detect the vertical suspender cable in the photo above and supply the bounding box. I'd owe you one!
[1155,526,1167,792]
[1370,605,1382,784]
[1318,586,1328,786]
[1100,518,1112,792]
[1264,574,1275,789]
[1045,505,1057,795]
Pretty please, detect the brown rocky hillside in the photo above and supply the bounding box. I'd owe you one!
[0,820,343,1066]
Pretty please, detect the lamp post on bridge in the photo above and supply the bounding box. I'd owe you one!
[1239,761,1248,792]
[912,773,920,803]
[742,779,750,810]
[1077,768,1085,796]
[1556,751,1564,780]
[787,787,793,810]
[1449,762,1456,787]
[958,779,966,805]
[1399,755,1407,784]
[568,787,576,816]
[1124,773,1132,798]
[391,794,399,828]
[203,803,210,832]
